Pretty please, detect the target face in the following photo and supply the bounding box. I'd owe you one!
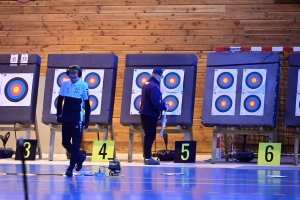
[89,95,99,112]
[132,69,153,92]
[0,73,33,106]
[162,93,182,115]
[217,72,234,89]
[136,72,151,89]
[82,69,104,93]
[161,69,184,93]
[163,95,179,112]
[215,95,232,113]
[211,92,236,115]
[245,72,263,89]
[130,92,142,115]
[240,93,265,116]
[56,72,69,88]
[4,77,28,102]
[213,69,237,93]
[242,69,266,92]
[243,95,261,112]
[84,73,101,89]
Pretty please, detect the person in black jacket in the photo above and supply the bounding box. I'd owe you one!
[139,68,168,165]
[56,65,91,177]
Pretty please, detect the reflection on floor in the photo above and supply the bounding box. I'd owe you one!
[0,154,300,200]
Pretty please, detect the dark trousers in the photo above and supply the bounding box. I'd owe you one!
[140,114,158,159]
[61,121,83,167]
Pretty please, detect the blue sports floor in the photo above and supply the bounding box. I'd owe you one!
[0,155,300,200]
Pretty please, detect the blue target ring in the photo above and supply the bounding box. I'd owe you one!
[4,77,28,102]
[89,95,99,111]
[57,72,69,87]
[84,73,101,89]
[163,72,181,89]
[163,95,179,112]
[136,72,150,89]
[243,95,261,112]
[215,95,232,112]
[54,96,64,109]
[134,95,142,111]
[217,72,234,89]
[245,72,263,89]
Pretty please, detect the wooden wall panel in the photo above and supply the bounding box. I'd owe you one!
[0,0,300,154]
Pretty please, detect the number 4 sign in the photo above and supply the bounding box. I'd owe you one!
[258,143,282,165]
[92,140,115,162]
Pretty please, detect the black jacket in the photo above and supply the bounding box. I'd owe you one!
[139,77,166,119]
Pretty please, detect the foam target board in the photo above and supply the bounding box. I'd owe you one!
[0,54,41,124]
[285,54,300,126]
[42,54,118,125]
[202,52,280,127]
[120,54,198,126]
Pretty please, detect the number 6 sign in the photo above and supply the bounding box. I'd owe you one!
[258,143,282,165]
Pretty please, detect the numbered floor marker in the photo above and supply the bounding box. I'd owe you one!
[174,141,197,163]
[258,143,282,166]
[92,141,115,162]
[15,139,37,161]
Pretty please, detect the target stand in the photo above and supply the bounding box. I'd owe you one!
[42,54,118,160]
[0,54,42,159]
[120,54,198,162]
[202,52,281,164]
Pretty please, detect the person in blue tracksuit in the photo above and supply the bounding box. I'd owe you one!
[56,65,91,177]
[139,68,168,165]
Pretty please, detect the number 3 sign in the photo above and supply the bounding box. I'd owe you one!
[92,141,115,162]
[258,143,282,165]
[15,139,37,161]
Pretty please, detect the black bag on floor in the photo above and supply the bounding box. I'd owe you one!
[234,135,254,162]
[156,133,175,161]
[0,132,14,159]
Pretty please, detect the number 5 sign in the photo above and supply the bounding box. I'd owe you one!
[258,143,282,165]
[174,141,197,163]
[92,140,115,162]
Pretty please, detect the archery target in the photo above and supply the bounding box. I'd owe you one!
[88,93,102,115]
[160,69,185,93]
[295,69,300,116]
[242,69,266,93]
[82,69,104,93]
[50,91,59,114]
[129,92,142,115]
[211,92,236,115]
[240,93,264,116]
[213,69,238,93]
[132,69,153,92]
[53,69,69,93]
[162,93,182,115]
[0,73,33,106]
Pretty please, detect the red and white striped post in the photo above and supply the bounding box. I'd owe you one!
[216,46,300,52]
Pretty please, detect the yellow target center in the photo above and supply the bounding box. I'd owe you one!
[142,78,147,83]
[170,78,175,83]
[90,78,95,84]
[13,86,20,93]
[252,78,257,83]
[62,78,68,82]
[223,78,228,84]
[168,101,173,106]
[221,101,227,107]
[89,100,94,106]
[250,101,255,106]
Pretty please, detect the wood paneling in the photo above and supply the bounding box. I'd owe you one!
[0,0,300,154]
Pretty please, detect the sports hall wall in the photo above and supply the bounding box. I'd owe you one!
[0,0,300,154]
